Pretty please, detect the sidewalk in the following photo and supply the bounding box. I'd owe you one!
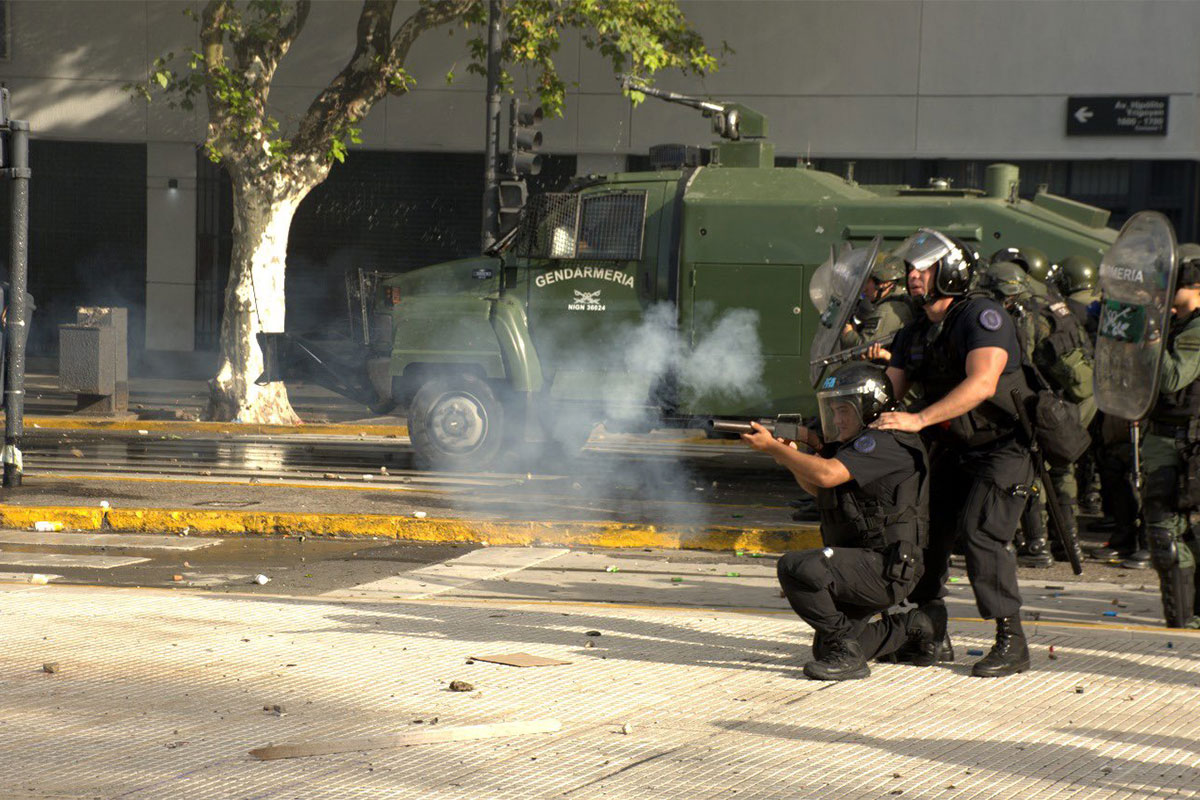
[18,371,410,435]
[2,546,1197,799]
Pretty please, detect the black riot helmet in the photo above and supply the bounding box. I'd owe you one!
[894,228,976,302]
[816,362,898,443]
[1177,243,1200,289]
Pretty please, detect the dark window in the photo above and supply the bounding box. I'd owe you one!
[575,192,647,261]
[0,1,9,61]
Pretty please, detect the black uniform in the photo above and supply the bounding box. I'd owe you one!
[776,429,929,657]
[889,294,1034,620]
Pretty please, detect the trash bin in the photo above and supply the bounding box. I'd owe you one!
[58,306,128,415]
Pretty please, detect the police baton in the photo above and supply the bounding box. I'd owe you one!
[1010,389,1085,575]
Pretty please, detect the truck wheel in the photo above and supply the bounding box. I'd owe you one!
[408,374,504,470]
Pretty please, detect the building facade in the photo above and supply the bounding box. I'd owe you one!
[1,0,1197,366]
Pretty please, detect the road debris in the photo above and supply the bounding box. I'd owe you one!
[448,680,474,692]
[253,574,270,585]
[621,723,633,735]
[1075,685,1086,694]
[249,719,561,761]
[585,630,602,637]
[604,565,620,573]
[472,653,570,668]
[33,522,63,532]
[412,511,428,519]
[263,704,286,715]
[42,662,60,674]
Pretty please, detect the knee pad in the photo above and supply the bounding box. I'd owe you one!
[1148,526,1180,572]
[1160,566,1196,628]
[778,550,833,592]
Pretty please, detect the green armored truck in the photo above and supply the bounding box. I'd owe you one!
[259,85,1118,470]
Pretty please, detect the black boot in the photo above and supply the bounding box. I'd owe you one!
[880,603,954,665]
[804,638,870,681]
[908,603,953,666]
[1018,503,1053,568]
[971,616,1031,677]
[811,630,828,662]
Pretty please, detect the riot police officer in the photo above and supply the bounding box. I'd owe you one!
[1141,244,1200,629]
[991,246,1060,302]
[743,362,935,681]
[841,252,916,349]
[878,229,1036,677]
[980,262,1096,568]
[1055,256,1101,336]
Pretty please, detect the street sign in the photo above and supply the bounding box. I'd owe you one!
[1066,96,1168,136]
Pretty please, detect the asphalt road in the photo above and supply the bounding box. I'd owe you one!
[12,427,805,527]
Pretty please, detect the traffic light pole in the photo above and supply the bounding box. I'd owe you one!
[481,0,502,251]
[3,113,30,488]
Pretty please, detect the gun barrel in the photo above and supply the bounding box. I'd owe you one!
[809,342,875,368]
[622,78,724,113]
[709,420,764,436]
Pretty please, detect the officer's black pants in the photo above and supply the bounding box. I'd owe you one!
[911,437,1032,620]
[777,547,921,659]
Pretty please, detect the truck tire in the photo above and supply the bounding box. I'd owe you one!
[408,374,504,470]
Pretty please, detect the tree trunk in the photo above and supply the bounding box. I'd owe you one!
[208,174,313,424]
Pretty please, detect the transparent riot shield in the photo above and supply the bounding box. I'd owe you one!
[808,236,880,386]
[1094,211,1177,421]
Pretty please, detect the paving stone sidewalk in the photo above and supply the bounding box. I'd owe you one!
[1,548,1197,800]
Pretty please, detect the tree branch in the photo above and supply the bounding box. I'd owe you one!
[292,0,473,159]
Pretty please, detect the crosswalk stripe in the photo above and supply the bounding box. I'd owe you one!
[0,531,220,551]
[0,553,149,569]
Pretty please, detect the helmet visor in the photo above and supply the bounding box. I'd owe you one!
[894,228,955,272]
[817,388,867,443]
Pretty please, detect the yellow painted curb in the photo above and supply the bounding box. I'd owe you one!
[22,416,408,437]
[0,504,821,554]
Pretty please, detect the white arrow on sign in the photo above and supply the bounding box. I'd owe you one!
[1074,106,1094,124]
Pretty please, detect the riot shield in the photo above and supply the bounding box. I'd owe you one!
[1094,211,1177,420]
[808,237,880,386]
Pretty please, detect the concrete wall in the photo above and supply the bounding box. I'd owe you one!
[2,0,1197,160]
[3,0,1198,353]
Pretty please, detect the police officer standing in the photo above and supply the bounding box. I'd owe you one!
[743,362,935,681]
[992,246,1061,302]
[876,229,1036,677]
[980,262,1096,568]
[1141,245,1200,629]
[841,252,915,349]
[1055,256,1101,337]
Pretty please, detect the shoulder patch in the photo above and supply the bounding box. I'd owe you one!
[1049,301,1071,317]
[853,434,877,454]
[978,308,1004,331]
[1176,336,1200,352]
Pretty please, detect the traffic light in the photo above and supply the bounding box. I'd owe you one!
[509,98,543,176]
[497,179,528,234]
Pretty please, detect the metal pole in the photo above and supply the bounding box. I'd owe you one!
[4,120,30,488]
[481,0,502,251]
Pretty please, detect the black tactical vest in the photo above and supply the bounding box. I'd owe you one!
[902,294,1030,447]
[815,431,929,551]
[1151,309,1200,425]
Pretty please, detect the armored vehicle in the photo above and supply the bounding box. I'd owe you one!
[260,85,1118,470]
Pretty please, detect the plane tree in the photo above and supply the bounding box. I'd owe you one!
[133,0,718,423]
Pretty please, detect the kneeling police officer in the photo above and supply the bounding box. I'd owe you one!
[743,362,934,681]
